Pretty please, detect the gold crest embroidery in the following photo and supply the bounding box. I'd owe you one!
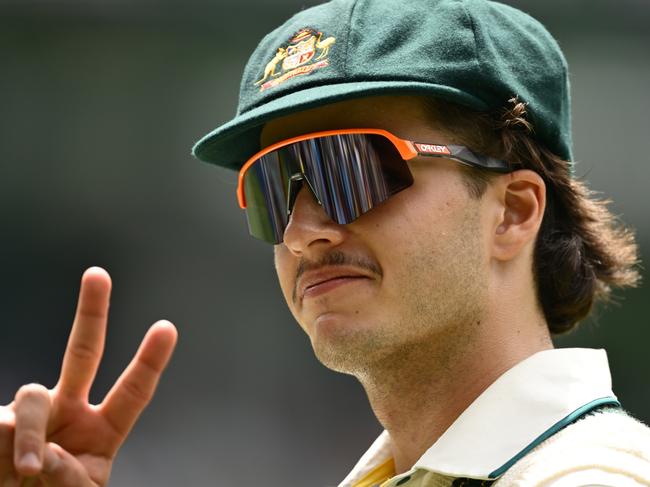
[255,28,336,92]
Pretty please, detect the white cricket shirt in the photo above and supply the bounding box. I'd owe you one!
[339,348,648,487]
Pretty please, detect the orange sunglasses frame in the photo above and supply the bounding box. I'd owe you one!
[236,128,458,209]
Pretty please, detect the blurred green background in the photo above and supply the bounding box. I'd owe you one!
[1,0,648,485]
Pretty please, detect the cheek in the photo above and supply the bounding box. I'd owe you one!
[365,166,468,244]
[366,169,483,284]
[274,245,315,335]
[273,245,296,307]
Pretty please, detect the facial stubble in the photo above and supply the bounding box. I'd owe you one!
[310,203,487,384]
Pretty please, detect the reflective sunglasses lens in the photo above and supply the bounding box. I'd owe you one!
[301,134,412,224]
[242,150,297,244]
[242,133,413,244]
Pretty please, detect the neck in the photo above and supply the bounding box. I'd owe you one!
[357,307,553,474]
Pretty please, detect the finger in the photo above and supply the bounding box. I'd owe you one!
[57,267,112,400]
[0,406,15,456]
[100,321,177,441]
[0,407,15,480]
[12,384,51,477]
[40,442,99,487]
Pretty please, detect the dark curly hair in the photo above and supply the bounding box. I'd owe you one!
[423,96,640,334]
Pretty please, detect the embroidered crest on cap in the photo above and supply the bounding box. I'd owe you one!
[254,28,336,92]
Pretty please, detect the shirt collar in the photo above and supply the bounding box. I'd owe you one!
[339,348,618,486]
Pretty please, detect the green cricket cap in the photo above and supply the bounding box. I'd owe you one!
[192,0,572,170]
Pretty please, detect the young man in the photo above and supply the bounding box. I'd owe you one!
[1,0,648,486]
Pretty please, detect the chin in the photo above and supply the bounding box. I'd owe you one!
[307,313,387,375]
[312,342,367,375]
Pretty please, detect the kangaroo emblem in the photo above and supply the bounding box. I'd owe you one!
[255,29,336,91]
[315,32,336,60]
[255,47,288,85]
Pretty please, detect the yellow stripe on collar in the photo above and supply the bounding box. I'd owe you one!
[352,458,396,487]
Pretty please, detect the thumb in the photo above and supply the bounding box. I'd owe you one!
[40,442,105,487]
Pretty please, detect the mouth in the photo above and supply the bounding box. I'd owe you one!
[296,267,376,303]
[302,275,371,300]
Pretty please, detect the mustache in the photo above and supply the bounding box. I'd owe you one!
[292,250,383,304]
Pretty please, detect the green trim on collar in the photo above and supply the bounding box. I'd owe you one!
[488,396,621,479]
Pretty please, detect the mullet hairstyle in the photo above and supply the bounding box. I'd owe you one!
[423,96,640,334]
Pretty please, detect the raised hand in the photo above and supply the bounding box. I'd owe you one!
[0,267,178,486]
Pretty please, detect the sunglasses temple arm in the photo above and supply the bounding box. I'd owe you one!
[446,145,513,172]
[414,143,513,173]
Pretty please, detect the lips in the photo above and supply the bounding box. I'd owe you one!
[297,267,374,301]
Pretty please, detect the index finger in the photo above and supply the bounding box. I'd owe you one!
[57,267,111,400]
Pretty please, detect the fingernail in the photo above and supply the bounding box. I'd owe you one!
[18,452,41,473]
[3,473,18,487]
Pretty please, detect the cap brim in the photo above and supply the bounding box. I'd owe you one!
[192,80,488,171]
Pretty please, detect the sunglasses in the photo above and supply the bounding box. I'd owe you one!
[237,128,515,244]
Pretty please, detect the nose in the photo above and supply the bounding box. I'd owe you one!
[282,183,346,256]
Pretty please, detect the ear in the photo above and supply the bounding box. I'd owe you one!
[492,169,546,261]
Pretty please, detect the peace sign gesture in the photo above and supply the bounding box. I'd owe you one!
[0,267,178,486]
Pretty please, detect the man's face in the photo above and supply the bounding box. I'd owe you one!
[263,96,493,376]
